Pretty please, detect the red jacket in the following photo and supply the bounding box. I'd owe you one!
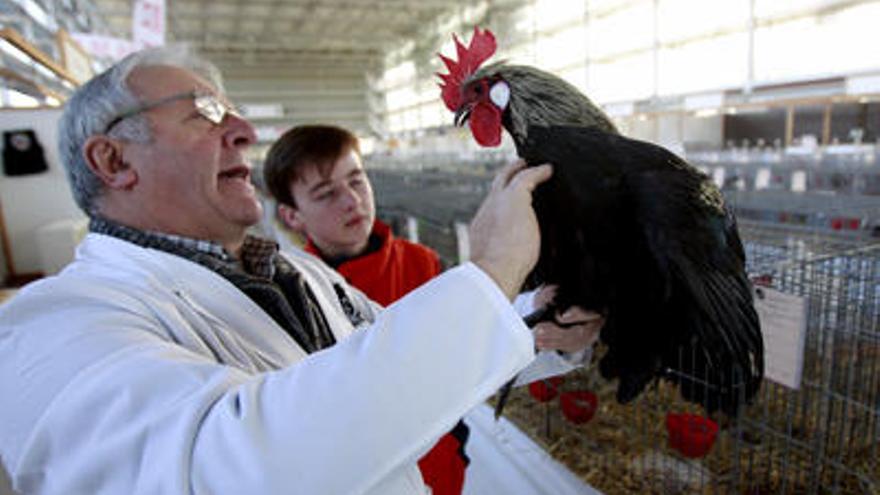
[307,220,441,307]
[305,220,468,495]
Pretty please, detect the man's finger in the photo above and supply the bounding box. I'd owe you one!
[534,284,558,309]
[534,318,602,352]
[508,163,553,193]
[491,159,526,190]
[556,308,604,325]
[491,159,528,190]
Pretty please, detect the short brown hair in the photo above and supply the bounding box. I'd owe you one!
[263,125,360,207]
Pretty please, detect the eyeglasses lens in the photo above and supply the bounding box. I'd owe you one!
[195,95,227,124]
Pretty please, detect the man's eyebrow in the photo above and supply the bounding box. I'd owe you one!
[307,179,333,195]
[347,168,365,178]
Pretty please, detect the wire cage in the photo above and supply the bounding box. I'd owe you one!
[494,218,880,495]
[366,162,880,493]
[736,219,880,494]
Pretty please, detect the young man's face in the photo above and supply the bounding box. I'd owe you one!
[281,149,376,258]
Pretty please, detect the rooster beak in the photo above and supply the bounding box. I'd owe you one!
[454,106,472,127]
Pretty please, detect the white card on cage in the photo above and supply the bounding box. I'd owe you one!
[791,171,807,192]
[754,286,808,389]
[713,167,726,188]
[755,168,771,190]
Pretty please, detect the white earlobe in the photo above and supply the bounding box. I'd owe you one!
[489,81,510,110]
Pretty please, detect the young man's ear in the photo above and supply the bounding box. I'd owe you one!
[83,135,137,190]
[277,202,307,233]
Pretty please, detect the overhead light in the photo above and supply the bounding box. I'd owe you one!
[684,92,723,111]
[846,74,880,95]
[33,63,55,81]
[254,126,284,142]
[4,88,40,108]
[8,0,58,32]
[604,102,634,117]
[695,108,719,118]
[241,103,284,119]
[0,39,32,66]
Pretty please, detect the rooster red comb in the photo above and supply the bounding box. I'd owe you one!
[437,27,497,111]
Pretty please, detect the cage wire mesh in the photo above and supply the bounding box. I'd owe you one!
[485,217,879,494]
[735,219,880,494]
[368,165,879,494]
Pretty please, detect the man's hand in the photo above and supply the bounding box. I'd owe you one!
[532,284,558,310]
[469,160,552,300]
[534,307,603,353]
[533,285,603,353]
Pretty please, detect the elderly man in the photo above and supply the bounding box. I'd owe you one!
[0,47,592,494]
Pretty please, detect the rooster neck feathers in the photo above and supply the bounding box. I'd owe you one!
[467,63,619,151]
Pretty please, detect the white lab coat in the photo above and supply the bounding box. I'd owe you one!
[0,233,581,494]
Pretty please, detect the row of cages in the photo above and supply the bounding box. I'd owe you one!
[678,145,880,197]
[367,144,880,196]
[686,145,880,168]
[369,168,880,243]
[372,170,880,494]
[693,162,880,197]
[728,192,880,236]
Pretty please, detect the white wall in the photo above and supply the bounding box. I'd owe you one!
[0,463,14,495]
[0,108,85,276]
[683,114,724,150]
[626,117,657,143]
[0,216,7,282]
[620,113,724,153]
[657,114,684,151]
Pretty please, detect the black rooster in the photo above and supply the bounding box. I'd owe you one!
[438,28,763,416]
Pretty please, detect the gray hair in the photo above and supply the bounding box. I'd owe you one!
[58,45,224,215]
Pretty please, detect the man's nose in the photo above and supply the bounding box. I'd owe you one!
[339,185,361,209]
[222,112,257,148]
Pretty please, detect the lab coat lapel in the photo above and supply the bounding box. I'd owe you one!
[79,234,309,368]
[281,252,357,343]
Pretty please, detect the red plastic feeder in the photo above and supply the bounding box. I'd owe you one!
[666,413,719,458]
[528,376,564,402]
[751,274,773,287]
[560,390,598,424]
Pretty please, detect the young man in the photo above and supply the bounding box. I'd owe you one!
[0,47,595,494]
[263,125,604,494]
[264,125,440,306]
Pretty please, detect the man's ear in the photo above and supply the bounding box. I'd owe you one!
[277,203,307,233]
[82,135,137,190]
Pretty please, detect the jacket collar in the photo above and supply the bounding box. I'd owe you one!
[304,220,392,268]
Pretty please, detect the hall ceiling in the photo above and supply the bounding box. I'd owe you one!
[90,0,478,136]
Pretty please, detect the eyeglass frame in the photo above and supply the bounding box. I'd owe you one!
[102,90,239,135]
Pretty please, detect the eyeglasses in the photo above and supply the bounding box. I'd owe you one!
[103,90,239,134]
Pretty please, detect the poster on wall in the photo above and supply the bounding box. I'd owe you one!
[133,0,166,48]
[56,29,94,84]
[2,129,49,176]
